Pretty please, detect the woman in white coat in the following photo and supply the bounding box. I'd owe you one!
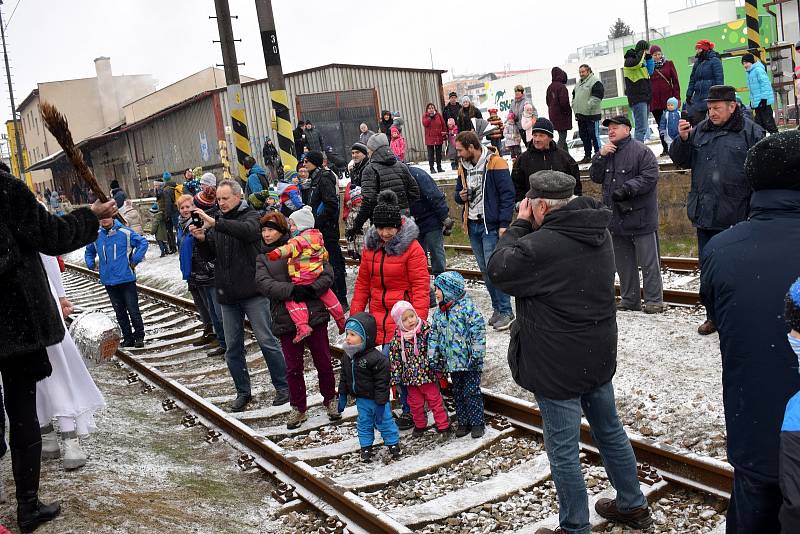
[38,254,106,470]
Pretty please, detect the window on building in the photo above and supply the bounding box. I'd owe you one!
[600,69,618,99]
[34,116,39,135]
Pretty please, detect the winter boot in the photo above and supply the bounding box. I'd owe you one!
[12,442,61,533]
[455,424,471,438]
[207,346,226,357]
[286,408,308,430]
[193,325,215,346]
[230,394,252,413]
[325,400,342,421]
[412,426,427,438]
[437,426,453,442]
[594,498,653,529]
[272,389,290,407]
[61,432,87,470]
[387,444,401,460]
[471,425,485,438]
[396,413,414,431]
[39,426,60,460]
[360,446,373,463]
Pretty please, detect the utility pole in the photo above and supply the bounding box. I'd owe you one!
[644,0,650,43]
[0,1,24,182]
[213,0,251,184]
[254,0,297,173]
[745,0,761,58]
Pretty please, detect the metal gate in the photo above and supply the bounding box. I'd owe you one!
[296,89,379,161]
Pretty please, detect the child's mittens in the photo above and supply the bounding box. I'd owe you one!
[373,403,385,425]
[267,249,281,261]
[337,392,348,413]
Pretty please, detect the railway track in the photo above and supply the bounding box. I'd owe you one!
[63,263,729,533]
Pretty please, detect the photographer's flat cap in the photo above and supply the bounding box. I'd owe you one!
[706,85,736,102]
[526,170,576,200]
[602,115,632,128]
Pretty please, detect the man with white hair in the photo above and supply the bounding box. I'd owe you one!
[191,180,289,412]
[488,170,652,534]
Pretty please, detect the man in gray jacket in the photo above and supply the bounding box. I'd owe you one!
[590,116,664,314]
[669,85,764,335]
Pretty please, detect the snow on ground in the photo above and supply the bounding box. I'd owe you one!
[67,243,726,462]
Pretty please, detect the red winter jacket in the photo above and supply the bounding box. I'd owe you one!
[546,67,573,131]
[649,60,681,111]
[422,112,447,146]
[350,216,430,345]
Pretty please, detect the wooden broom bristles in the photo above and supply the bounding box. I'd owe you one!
[40,101,126,224]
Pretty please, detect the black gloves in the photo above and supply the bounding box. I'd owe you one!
[442,217,454,236]
[611,187,630,202]
[291,285,316,302]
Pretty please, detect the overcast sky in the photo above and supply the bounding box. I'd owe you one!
[1,0,683,124]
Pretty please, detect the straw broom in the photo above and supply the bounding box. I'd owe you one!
[40,101,126,224]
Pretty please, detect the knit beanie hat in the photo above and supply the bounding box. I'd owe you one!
[390,300,422,358]
[741,53,756,64]
[787,278,800,333]
[200,172,217,187]
[635,40,649,52]
[351,142,368,156]
[148,202,159,214]
[649,44,662,55]
[305,150,324,168]
[162,171,172,181]
[530,117,555,137]
[283,170,299,183]
[461,95,472,106]
[345,316,367,351]
[434,271,466,304]
[367,133,389,152]
[371,190,402,228]
[744,130,800,192]
[666,97,679,109]
[696,39,714,51]
[289,205,315,232]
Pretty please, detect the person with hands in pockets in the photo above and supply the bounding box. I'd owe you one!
[337,313,401,463]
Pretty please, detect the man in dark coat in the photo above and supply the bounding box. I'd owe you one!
[192,180,289,412]
[408,166,451,306]
[488,170,652,534]
[349,143,369,187]
[590,115,664,314]
[157,172,178,253]
[0,165,117,532]
[511,117,581,202]
[109,179,126,208]
[349,133,420,234]
[304,120,324,152]
[699,130,800,533]
[545,67,573,150]
[442,92,461,125]
[293,122,306,156]
[670,85,764,334]
[305,151,348,307]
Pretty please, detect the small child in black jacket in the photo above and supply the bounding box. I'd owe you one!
[338,312,401,462]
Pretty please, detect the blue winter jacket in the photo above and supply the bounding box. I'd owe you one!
[686,50,724,116]
[658,109,680,141]
[246,164,269,195]
[85,220,148,286]
[408,166,449,236]
[700,189,800,481]
[746,60,774,107]
[176,223,194,281]
[454,149,515,233]
[428,294,486,372]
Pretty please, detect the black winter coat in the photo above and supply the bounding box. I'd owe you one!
[700,189,800,482]
[0,171,99,364]
[305,128,324,152]
[338,312,390,404]
[379,111,394,137]
[408,166,449,236]
[197,200,263,305]
[158,182,178,218]
[293,126,306,155]
[308,167,340,239]
[353,146,420,231]
[669,107,764,231]
[350,158,367,187]
[487,197,617,400]
[442,102,461,125]
[511,141,581,202]
[456,105,482,133]
[255,235,334,337]
[589,136,659,236]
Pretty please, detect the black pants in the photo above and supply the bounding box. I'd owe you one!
[697,228,722,320]
[755,105,779,134]
[554,130,567,151]
[426,145,443,172]
[106,281,145,343]
[726,469,782,533]
[322,230,348,306]
[651,109,669,153]
[0,355,45,501]
[163,216,177,252]
[576,116,600,159]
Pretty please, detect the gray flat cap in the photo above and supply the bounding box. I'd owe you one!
[526,170,576,200]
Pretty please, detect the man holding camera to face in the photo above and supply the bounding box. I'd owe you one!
[454,131,516,331]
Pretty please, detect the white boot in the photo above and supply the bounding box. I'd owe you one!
[41,427,61,460]
[62,435,87,470]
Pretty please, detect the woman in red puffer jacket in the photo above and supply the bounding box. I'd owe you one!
[351,190,430,346]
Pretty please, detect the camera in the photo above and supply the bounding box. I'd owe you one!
[191,212,203,228]
[467,187,478,202]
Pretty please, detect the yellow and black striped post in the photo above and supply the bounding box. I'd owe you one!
[255,0,298,172]
[227,84,252,183]
[745,0,761,60]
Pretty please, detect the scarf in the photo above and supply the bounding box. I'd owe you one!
[654,57,666,69]
[390,301,422,361]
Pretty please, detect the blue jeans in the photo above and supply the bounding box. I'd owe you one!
[467,220,512,315]
[419,229,446,307]
[220,296,288,397]
[535,381,646,534]
[198,285,226,349]
[105,281,144,343]
[355,397,400,447]
[631,102,649,142]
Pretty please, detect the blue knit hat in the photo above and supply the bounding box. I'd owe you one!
[787,277,800,332]
[667,97,679,109]
[434,271,466,304]
[345,316,367,349]
[162,171,172,181]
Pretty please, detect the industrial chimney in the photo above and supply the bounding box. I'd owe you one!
[94,56,121,128]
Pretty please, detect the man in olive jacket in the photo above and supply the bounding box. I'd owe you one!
[0,164,117,532]
[487,170,652,534]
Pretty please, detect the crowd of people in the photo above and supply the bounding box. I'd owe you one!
[2,34,800,534]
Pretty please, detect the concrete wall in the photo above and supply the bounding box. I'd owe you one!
[669,0,737,34]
